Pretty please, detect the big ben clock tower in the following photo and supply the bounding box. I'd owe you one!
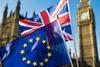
[77,0,99,67]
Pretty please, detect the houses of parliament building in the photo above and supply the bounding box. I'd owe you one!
[0,0,100,67]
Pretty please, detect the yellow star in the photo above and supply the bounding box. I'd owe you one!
[20,50,25,54]
[47,52,52,57]
[26,60,31,64]
[22,57,26,61]
[29,39,33,43]
[33,62,37,66]
[42,40,46,44]
[23,44,27,48]
[40,62,44,66]
[44,58,48,62]
[47,45,51,50]
[36,37,40,41]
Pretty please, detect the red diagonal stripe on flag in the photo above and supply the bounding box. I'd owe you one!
[22,28,40,37]
[19,20,42,26]
[59,14,70,25]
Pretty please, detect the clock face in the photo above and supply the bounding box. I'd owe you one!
[80,12,89,21]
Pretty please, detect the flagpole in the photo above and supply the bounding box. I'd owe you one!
[67,0,79,67]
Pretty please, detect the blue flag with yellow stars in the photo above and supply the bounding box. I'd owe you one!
[0,20,71,67]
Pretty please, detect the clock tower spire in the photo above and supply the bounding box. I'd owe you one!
[77,0,99,67]
[80,0,89,3]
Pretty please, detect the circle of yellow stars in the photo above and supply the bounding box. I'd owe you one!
[20,36,52,66]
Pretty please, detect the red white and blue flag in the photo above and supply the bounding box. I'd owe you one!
[19,0,73,41]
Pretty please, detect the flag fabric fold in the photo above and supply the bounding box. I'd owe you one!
[19,0,73,41]
[0,21,71,67]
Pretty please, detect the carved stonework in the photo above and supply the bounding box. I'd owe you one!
[0,0,24,46]
[77,0,99,67]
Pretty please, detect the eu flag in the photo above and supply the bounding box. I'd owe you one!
[0,21,71,67]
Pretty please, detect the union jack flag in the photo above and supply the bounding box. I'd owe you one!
[19,0,73,41]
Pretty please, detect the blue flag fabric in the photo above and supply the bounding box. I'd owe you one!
[0,21,70,67]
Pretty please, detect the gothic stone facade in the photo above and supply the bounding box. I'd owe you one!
[0,0,24,46]
[77,0,99,67]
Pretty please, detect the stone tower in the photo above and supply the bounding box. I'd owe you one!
[2,4,8,24]
[77,0,99,67]
[13,0,21,39]
[0,0,22,46]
